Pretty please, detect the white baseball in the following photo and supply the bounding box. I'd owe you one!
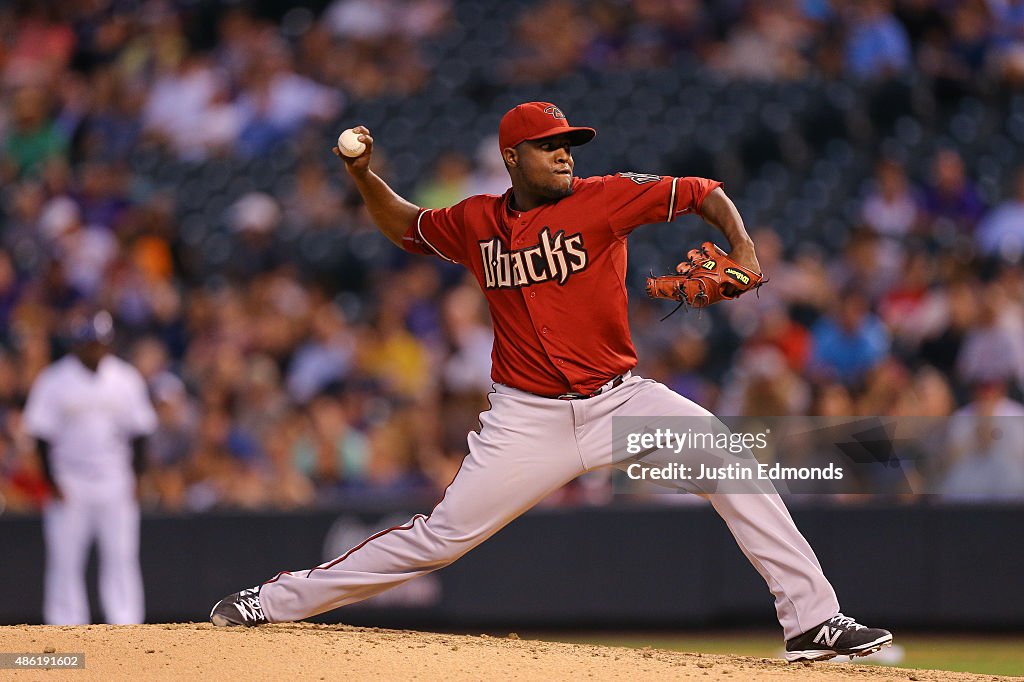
[337,128,366,157]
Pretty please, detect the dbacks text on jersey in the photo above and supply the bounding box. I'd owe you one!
[480,227,588,289]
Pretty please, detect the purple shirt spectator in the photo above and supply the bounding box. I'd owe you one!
[922,149,985,232]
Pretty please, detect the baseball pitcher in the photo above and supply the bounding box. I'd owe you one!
[211,103,892,662]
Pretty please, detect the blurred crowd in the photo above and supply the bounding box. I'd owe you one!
[2,0,1024,514]
[506,0,1024,91]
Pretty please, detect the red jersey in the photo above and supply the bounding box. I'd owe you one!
[402,173,722,396]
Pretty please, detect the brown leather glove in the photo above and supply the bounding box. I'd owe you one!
[645,241,764,309]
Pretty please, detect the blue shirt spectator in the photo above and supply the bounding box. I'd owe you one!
[811,294,890,383]
[845,2,912,78]
[977,169,1024,261]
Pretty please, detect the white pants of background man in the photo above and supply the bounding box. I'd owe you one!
[43,494,144,624]
[261,375,840,638]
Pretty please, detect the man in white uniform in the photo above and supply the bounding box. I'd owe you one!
[24,311,158,625]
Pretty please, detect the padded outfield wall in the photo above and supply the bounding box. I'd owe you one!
[1,504,1021,628]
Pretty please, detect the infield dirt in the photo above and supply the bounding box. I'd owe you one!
[0,623,1014,681]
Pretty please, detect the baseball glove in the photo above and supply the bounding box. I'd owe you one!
[645,241,764,309]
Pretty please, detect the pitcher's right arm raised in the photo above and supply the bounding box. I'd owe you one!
[334,126,420,247]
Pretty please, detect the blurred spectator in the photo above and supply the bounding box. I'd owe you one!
[3,87,68,180]
[810,290,890,383]
[358,304,432,399]
[39,196,117,298]
[843,0,912,79]
[362,417,432,495]
[3,4,74,87]
[956,290,1024,390]
[323,0,449,42]
[142,54,229,161]
[891,365,955,417]
[912,1,991,98]
[283,162,346,232]
[918,277,978,380]
[877,251,943,350]
[939,381,1024,501]
[860,158,921,238]
[893,0,947,50]
[319,0,444,97]
[921,149,985,237]
[0,250,24,333]
[184,408,239,511]
[718,346,811,416]
[226,193,286,280]
[74,161,131,230]
[234,45,341,157]
[439,283,492,396]
[833,229,902,300]
[710,0,813,80]
[990,0,1024,85]
[977,167,1024,262]
[468,136,512,197]
[658,330,716,407]
[504,0,592,84]
[750,305,812,372]
[855,357,911,416]
[293,393,369,496]
[414,152,473,209]
[143,373,198,511]
[262,412,315,509]
[811,381,856,417]
[622,0,713,69]
[286,301,356,404]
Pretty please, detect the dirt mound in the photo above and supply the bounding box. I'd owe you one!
[0,623,1011,681]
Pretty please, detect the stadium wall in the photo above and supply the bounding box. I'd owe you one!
[1,504,1021,628]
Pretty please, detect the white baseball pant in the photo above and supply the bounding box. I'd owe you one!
[260,375,839,638]
[43,495,144,625]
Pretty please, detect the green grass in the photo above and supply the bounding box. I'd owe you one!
[521,632,1024,677]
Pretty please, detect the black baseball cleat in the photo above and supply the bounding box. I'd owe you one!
[785,613,893,662]
[210,586,268,627]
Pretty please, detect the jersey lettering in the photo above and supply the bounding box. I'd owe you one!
[480,227,588,289]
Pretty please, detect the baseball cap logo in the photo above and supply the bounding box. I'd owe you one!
[498,102,595,151]
[543,105,565,120]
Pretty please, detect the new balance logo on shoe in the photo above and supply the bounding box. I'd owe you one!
[813,625,842,647]
[785,613,893,662]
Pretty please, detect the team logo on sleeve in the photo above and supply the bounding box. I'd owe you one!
[617,172,661,185]
[479,227,588,289]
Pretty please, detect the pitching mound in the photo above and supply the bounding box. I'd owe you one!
[0,623,1011,681]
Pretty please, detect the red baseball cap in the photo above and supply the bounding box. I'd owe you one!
[498,102,596,151]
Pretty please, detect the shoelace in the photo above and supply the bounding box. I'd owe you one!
[830,613,866,630]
